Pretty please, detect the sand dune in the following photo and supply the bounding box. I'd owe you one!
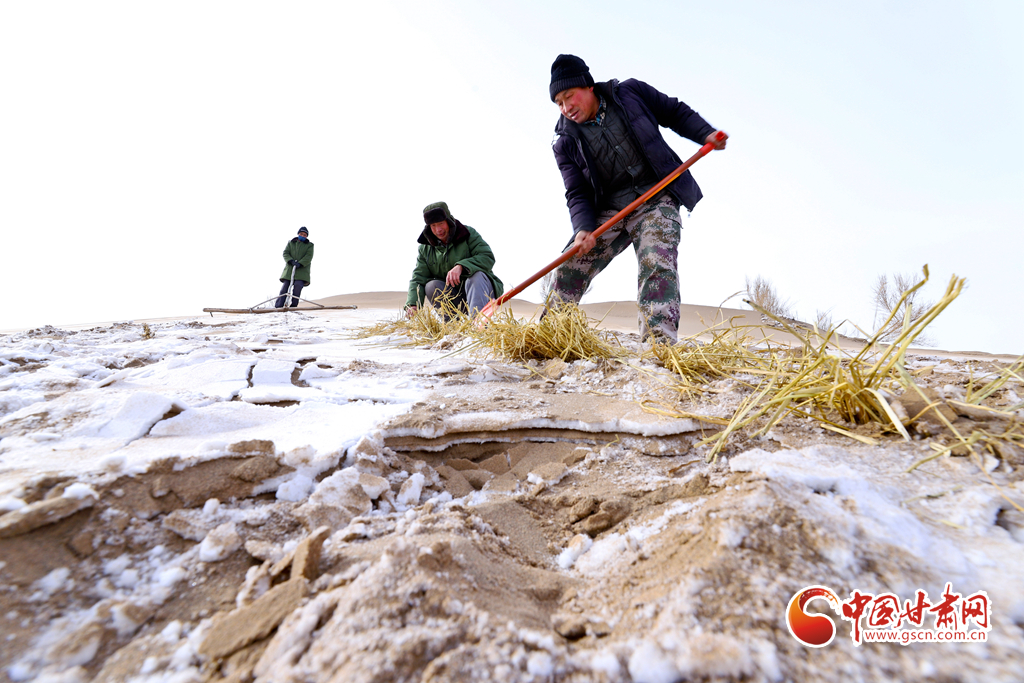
[1,296,1021,682]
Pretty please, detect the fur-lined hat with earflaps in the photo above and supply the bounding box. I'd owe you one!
[422,201,454,230]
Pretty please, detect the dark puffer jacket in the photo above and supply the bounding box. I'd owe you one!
[553,79,716,237]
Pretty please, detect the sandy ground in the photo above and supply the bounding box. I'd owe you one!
[1,294,1022,682]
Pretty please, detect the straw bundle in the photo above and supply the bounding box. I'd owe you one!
[353,298,618,362]
[651,322,764,399]
[469,303,621,363]
[350,294,473,346]
[650,268,972,461]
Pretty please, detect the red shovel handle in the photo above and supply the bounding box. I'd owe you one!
[479,131,726,319]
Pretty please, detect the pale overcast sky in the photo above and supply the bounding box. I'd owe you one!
[2,1,1021,354]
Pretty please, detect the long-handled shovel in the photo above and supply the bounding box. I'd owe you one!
[478,131,726,321]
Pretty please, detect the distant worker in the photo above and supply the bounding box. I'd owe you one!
[275,227,314,308]
[405,202,503,318]
[547,54,728,342]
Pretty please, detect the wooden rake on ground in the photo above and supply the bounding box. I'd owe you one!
[203,265,358,316]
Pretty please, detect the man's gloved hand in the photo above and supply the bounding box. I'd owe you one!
[289,260,302,266]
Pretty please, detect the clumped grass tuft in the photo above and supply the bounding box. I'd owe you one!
[353,298,619,362]
[653,266,1021,513]
[650,322,761,399]
[350,294,472,346]
[472,303,621,362]
[654,266,970,461]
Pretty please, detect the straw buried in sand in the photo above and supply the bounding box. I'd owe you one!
[646,268,1022,514]
[471,303,623,362]
[647,268,969,459]
[354,295,621,362]
[354,294,476,348]
[356,266,1022,499]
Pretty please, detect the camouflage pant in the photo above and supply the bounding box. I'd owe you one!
[551,194,682,342]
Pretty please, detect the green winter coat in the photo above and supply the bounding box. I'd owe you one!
[406,203,504,308]
[279,237,314,285]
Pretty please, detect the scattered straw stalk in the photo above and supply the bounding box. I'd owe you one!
[349,293,474,346]
[651,267,969,462]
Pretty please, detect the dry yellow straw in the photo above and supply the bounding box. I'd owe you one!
[353,299,620,362]
[648,266,976,461]
[469,303,621,362]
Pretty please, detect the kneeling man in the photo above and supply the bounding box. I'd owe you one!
[405,202,504,318]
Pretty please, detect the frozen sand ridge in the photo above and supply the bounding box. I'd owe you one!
[382,380,711,443]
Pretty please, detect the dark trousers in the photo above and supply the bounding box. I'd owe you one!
[275,280,306,308]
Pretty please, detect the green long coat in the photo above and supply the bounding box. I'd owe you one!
[279,238,314,285]
[406,215,504,308]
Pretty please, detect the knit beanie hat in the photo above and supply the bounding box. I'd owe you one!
[297,227,308,236]
[549,54,594,102]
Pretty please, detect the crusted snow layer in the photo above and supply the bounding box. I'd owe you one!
[386,413,706,439]
[730,445,1024,621]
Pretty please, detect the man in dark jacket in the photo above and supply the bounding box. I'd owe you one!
[274,227,314,308]
[405,202,504,318]
[548,54,728,342]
